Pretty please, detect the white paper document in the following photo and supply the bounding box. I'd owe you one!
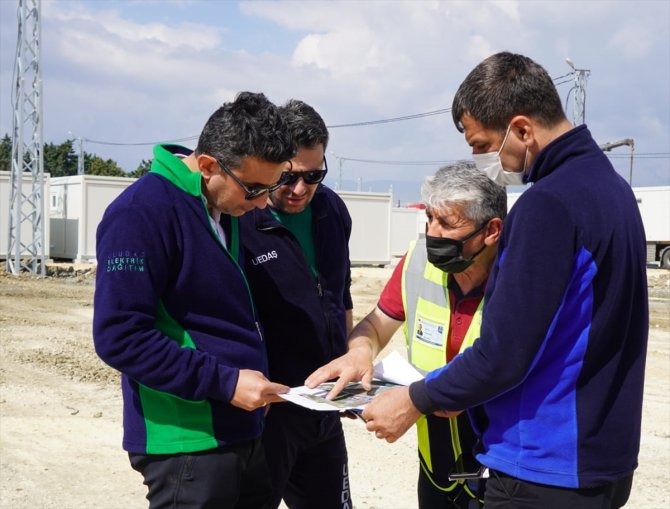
[372,350,424,386]
[280,351,423,412]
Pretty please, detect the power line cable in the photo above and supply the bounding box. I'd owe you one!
[327,108,452,128]
[82,108,453,145]
[336,156,461,166]
[552,72,572,81]
[553,79,573,87]
[84,135,198,146]
[607,152,670,159]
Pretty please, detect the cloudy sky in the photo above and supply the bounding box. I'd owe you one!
[1,0,668,203]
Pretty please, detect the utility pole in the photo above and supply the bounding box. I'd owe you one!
[7,0,45,275]
[68,131,85,175]
[331,153,344,190]
[600,138,636,186]
[78,137,84,175]
[565,57,591,125]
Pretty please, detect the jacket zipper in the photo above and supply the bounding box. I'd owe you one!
[203,198,263,341]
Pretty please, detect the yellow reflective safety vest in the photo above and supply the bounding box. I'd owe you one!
[401,239,484,494]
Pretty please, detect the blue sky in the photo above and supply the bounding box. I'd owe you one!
[1,0,668,203]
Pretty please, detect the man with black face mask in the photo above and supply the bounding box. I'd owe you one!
[306,162,506,509]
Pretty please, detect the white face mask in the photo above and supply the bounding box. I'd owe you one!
[472,124,527,186]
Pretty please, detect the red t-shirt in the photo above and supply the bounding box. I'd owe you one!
[378,255,486,362]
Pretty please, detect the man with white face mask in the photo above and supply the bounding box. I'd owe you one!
[472,123,527,186]
[354,52,648,509]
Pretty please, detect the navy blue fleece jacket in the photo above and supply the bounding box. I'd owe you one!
[93,144,268,454]
[409,125,648,488]
[239,185,353,387]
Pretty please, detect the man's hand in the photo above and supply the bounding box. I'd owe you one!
[362,386,421,443]
[230,369,289,411]
[304,343,374,399]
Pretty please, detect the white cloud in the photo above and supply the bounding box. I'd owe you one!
[1,0,667,189]
[608,25,654,59]
[45,1,222,51]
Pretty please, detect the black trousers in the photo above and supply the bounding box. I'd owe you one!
[261,404,351,509]
[417,465,484,509]
[485,469,633,509]
[129,438,271,509]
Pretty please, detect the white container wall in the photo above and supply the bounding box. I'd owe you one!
[49,175,136,262]
[633,186,670,242]
[508,186,670,242]
[337,190,392,266]
[0,171,51,259]
[391,207,426,257]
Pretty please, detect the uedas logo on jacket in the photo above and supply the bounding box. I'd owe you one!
[251,250,278,266]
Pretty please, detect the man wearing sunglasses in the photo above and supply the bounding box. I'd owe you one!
[93,92,294,509]
[239,99,354,509]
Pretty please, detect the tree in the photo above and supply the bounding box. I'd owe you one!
[85,154,126,177]
[43,140,78,177]
[128,158,152,178]
[1,134,138,178]
[0,134,11,172]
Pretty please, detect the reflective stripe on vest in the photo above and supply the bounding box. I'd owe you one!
[401,239,484,493]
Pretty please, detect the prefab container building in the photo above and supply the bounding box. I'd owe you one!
[337,190,392,266]
[49,175,137,262]
[46,177,393,266]
[391,207,427,257]
[0,171,51,260]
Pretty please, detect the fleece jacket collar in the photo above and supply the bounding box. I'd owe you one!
[150,144,202,197]
[525,124,597,184]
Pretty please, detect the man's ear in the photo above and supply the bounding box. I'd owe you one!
[197,154,218,181]
[509,115,534,147]
[484,217,504,246]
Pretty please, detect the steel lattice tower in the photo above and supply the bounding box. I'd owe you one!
[6,0,45,275]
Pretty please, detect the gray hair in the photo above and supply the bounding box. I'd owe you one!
[421,161,507,224]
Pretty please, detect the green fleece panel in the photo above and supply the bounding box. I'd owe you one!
[139,300,217,454]
[150,144,202,196]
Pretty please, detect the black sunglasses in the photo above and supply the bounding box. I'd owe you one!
[279,157,328,186]
[215,158,289,200]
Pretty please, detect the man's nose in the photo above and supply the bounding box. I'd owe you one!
[426,220,444,237]
[290,177,308,194]
[251,194,269,210]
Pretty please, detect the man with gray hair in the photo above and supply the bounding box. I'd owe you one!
[307,162,506,509]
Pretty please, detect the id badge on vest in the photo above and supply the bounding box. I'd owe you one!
[414,314,446,348]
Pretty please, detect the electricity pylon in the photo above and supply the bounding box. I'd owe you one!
[6,0,45,275]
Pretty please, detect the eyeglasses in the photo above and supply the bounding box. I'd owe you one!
[215,158,288,200]
[279,157,328,186]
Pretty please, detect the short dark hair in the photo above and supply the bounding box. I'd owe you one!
[195,91,295,168]
[279,99,329,150]
[452,52,566,133]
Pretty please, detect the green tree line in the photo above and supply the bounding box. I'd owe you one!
[0,134,151,178]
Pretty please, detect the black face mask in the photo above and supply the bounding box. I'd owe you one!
[425,223,487,273]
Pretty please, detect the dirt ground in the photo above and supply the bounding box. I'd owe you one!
[0,264,668,509]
